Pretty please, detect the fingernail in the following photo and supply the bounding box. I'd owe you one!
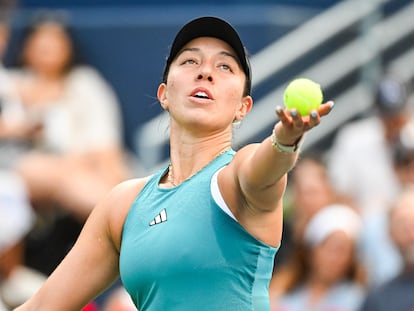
[275,106,283,114]
[291,109,298,117]
[329,101,335,109]
[311,111,317,118]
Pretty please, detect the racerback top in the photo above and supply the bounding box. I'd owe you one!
[119,149,278,310]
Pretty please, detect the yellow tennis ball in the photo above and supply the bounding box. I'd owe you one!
[283,78,323,116]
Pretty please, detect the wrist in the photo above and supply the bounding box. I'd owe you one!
[271,129,303,153]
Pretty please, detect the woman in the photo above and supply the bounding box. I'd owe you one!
[5,13,129,289]
[285,156,341,241]
[271,205,366,311]
[270,155,341,277]
[15,16,333,310]
[10,12,128,220]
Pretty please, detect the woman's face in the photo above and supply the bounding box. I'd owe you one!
[158,37,252,132]
[23,23,72,76]
[292,160,335,217]
[290,160,336,239]
[310,231,355,284]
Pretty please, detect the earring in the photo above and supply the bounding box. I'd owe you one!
[232,119,241,128]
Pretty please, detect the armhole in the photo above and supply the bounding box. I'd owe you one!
[210,167,238,222]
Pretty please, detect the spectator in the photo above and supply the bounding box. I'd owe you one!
[271,204,366,311]
[4,11,129,277]
[327,73,411,218]
[0,10,45,311]
[0,9,29,167]
[359,186,414,311]
[11,11,129,218]
[270,155,340,279]
[326,73,412,286]
[0,171,45,310]
[286,155,340,240]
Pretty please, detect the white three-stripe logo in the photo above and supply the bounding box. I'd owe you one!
[149,208,167,226]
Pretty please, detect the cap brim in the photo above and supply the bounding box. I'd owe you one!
[167,16,250,80]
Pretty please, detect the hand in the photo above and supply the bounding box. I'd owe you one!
[273,101,334,145]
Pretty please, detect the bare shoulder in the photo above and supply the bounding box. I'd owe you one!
[102,176,151,251]
[218,143,260,208]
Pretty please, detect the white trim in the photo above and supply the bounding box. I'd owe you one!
[210,168,238,222]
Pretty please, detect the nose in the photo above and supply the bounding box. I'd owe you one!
[197,74,213,82]
[197,63,213,82]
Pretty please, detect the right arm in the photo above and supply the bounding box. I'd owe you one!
[14,177,148,311]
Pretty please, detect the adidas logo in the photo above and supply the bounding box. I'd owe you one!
[149,208,168,226]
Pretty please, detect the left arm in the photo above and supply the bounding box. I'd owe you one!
[220,102,333,245]
[239,102,333,209]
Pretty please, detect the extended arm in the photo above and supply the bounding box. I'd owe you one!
[239,102,333,207]
[221,102,334,246]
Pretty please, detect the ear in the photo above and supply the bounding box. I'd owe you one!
[157,83,168,110]
[235,95,253,121]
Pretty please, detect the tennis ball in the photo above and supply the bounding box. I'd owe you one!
[283,78,323,116]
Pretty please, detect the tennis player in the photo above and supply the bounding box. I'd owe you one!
[15,16,333,311]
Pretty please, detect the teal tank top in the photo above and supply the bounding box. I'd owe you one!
[119,150,278,310]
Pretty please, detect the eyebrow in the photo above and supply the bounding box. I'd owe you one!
[178,47,239,64]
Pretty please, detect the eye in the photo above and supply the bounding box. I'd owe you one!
[218,63,232,71]
[182,58,197,65]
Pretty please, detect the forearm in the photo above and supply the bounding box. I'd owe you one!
[243,128,301,189]
[246,101,336,189]
[17,150,128,220]
[89,148,129,183]
[55,149,129,219]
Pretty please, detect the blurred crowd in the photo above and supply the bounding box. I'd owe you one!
[0,7,135,311]
[270,72,414,311]
[1,4,414,311]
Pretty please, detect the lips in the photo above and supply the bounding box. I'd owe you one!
[190,87,213,100]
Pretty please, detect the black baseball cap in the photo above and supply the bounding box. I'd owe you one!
[162,16,252,95]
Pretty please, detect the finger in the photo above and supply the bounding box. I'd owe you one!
[318,101,335,117]
[307,110,321,128]
[275,105,291,124]
[290,109,304,128]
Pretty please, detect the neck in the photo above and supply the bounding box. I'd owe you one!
[167,146,230,186]
[166,123,232,186]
